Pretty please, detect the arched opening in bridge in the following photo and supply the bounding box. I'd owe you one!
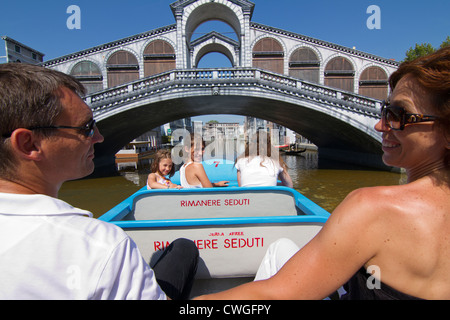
[191,20,238,42]
[191,20,238,68]
[191,114,244,125]
[114,113,318,175]
[93,77,386,176]
[197,53,233,68]
[185,3,241,44]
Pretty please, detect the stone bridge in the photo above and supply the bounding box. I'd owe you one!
[86,67,386,174]
[40,0,400,175]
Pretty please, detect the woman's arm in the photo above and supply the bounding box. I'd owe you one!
[168,181,182,189]
[196,188,382,299]
[212,181,229,187]
[189,163,213,188]
[278,170,293,188]
[190,163,229,187]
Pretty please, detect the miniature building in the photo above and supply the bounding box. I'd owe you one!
[1,36,44,64]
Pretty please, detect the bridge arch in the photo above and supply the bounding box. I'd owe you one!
[183,1,243,45]
[194,42,235,68]
[93,95,382,175]
[87,68,387,176]
[192,31,239,67]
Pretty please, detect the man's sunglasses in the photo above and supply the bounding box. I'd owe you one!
[2,119,97,138]
[380,102,439,131]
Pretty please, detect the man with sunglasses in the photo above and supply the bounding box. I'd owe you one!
[197,47,450,300]
[0,63,198,300]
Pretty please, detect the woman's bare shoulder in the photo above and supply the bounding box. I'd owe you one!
[186,162,206,172]
[340,184,401,207]
[330,184,405,226]
[190,161,205,167]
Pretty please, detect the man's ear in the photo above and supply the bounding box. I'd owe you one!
[9,129,44,161]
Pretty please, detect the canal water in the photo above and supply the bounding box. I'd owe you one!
[59,151,405,218]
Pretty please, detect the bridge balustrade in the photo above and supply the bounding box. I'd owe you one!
[85,67,382,120]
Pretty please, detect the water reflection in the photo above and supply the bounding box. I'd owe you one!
[285,152,404,212]
[59,151,404,218]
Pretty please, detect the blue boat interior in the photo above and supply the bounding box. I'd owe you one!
[99,159,330,228]
[98,159,330,292]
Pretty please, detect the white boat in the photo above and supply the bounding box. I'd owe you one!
[99,159,330,297]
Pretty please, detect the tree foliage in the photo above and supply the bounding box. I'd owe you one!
[403,36,449,62]
[440,36,450,49]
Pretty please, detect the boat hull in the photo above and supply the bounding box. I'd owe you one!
[99,159,330,296]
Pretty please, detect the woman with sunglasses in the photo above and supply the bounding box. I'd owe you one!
[197,47,450,300]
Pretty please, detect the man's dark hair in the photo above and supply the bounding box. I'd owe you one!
[0,63,86,178]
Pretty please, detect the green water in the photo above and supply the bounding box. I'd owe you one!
[59,151,404,218]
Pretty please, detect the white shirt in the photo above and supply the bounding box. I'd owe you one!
[235,156,283,187]
[180,162,203,188]
[0,192,166,300]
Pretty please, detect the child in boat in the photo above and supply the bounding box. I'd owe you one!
[179,133,229,188]
[147,149,182,189]
[234,130,293,188]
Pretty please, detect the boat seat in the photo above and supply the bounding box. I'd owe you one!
[130,188,302,220]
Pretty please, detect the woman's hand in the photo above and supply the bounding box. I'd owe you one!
[213,181,229,187]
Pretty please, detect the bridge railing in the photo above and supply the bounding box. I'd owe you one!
[85,67,382,118]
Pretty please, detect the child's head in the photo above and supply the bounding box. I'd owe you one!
[151,149,175,177]
[244,130,273,158]
[184,133,205,162]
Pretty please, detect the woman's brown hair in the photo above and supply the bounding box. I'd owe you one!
[389,46,450,167]
[389,46,449,129]
[235,130,288,171]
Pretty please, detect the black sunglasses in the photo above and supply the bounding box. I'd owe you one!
[380,101,439,131]
[2,119,97,138]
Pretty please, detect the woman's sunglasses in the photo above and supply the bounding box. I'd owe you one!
[380,102,439,131]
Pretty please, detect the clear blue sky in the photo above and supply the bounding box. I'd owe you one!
[1,0,449,123]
